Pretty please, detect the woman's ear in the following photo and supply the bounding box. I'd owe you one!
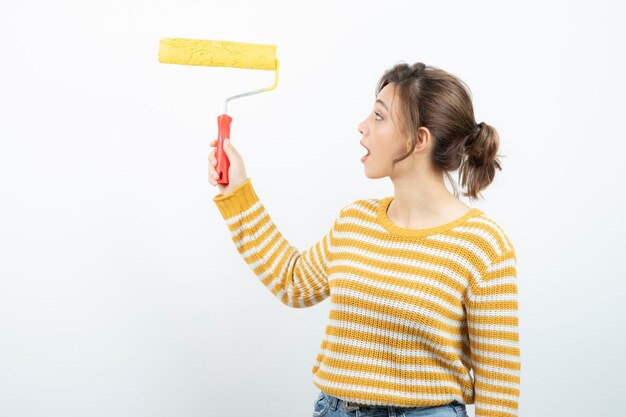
[415,126,432,152]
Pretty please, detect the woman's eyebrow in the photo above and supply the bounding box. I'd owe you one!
[375,99,389,111]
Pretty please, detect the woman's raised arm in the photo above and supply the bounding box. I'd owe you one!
[213,178,341,308]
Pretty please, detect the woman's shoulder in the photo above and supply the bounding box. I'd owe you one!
[336,197,384,217]
[464,209,516,259]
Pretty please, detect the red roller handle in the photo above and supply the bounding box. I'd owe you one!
[216,114,232,185]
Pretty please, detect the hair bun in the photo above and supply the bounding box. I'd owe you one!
[464,123,480,150]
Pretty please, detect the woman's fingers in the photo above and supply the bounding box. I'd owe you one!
[209,164,218,185]
[208,140,219,186]
[209,139,218,167]
[209,160,217,184]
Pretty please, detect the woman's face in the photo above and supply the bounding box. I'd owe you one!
[357,82,407,179]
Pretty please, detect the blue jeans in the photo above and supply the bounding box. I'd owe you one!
[312,391,468,417]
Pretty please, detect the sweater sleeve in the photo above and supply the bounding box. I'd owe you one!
[212,178,339,308]
[465,249,520,417]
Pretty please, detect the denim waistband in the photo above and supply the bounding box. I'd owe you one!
[324,392,463,413]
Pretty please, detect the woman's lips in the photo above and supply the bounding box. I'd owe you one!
[360,142,370,163]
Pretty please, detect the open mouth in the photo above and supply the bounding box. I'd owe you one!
[361,143,370,158]
[361,146,370,162]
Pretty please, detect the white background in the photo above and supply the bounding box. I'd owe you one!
[1,0,625,416]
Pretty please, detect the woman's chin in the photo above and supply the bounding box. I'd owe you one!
[363,167,383,179]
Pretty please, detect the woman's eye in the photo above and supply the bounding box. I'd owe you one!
[375,111,383,121]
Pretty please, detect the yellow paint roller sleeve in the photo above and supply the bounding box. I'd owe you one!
[158,38,277,70]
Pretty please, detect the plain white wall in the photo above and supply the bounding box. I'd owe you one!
[1,0,625,416]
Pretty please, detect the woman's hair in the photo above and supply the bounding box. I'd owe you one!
[375,62,504,201]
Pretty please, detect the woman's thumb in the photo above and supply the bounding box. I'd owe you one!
[223,139,236,156]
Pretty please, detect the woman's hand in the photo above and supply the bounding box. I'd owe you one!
[208,138,248,196]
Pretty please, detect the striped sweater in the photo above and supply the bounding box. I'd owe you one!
[212,178,520,417]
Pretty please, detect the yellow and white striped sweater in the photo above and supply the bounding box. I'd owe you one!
[213,178,520,417]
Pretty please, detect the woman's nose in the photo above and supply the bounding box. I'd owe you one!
[357,121,365,135]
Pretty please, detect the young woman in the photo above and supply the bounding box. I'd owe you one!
[209,62,519,417]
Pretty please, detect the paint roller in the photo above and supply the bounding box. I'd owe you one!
[158,38,279,185]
